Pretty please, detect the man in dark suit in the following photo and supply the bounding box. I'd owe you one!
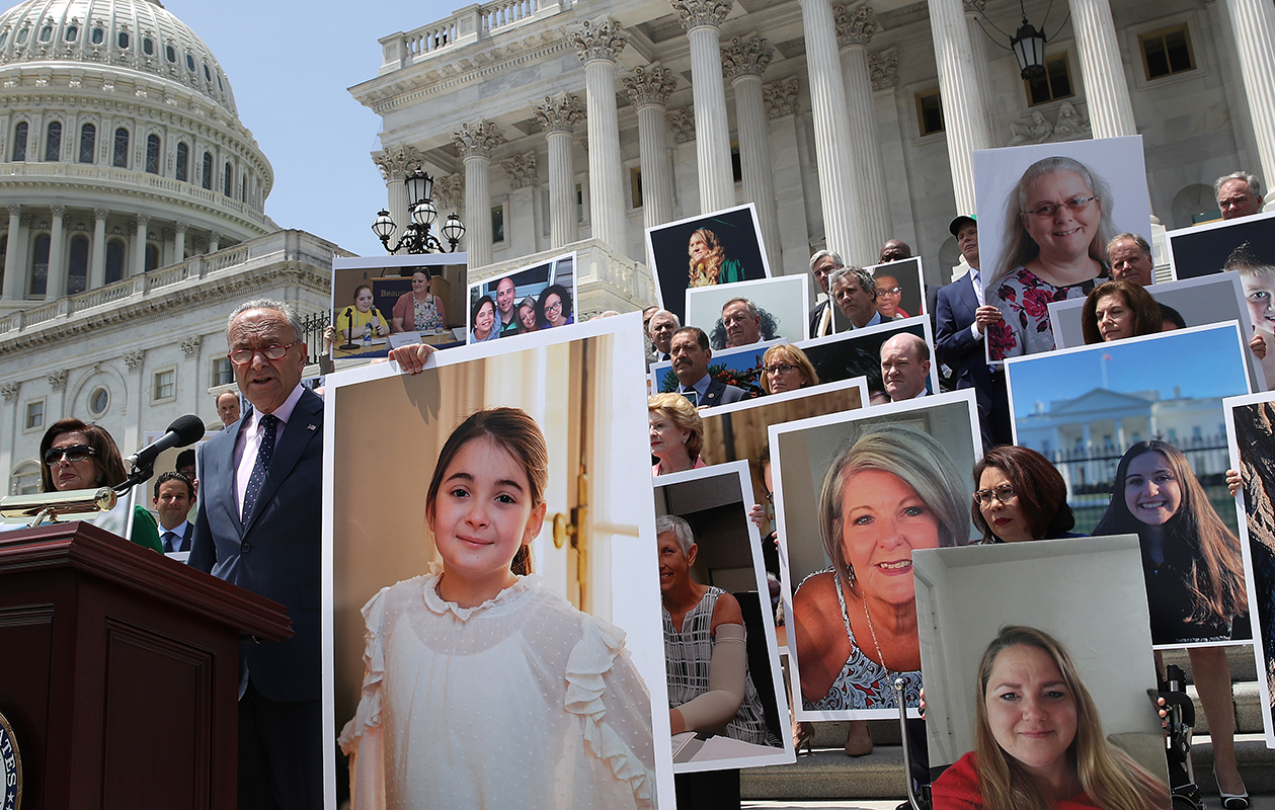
[670,326,747,408]
[807,250,842,338]
[935,215,1011,449]
[190,299,323,810]
[830,265,891,330]
[153,470,196,553]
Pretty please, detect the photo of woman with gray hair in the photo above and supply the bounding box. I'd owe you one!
[986,156,1118,361]
[791,423,971,711]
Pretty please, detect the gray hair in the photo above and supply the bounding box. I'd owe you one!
[828,265,877,299]
[1105,232,1151,262]
[809,249,844,272]
[818,423,969,590]
[722,297,758,319]
[882,331,931,364]
[647,309,681,336]
[226,298,303,343]
[1215,171,1263,200]
[656,513,695,553]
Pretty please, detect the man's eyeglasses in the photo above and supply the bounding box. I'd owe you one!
[228,341,300,366]
[764,363,796,375]
[1024,196,1096,218]
[44,444,96,466]
[973,485,1016,506]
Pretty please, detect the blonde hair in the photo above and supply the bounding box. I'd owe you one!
[973,626,1169,810]
[648,393,705,460]
[760,344,819,394]
[688,228,728,286]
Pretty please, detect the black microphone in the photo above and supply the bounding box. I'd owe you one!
[125,414,205,472]
[338,306,360,350]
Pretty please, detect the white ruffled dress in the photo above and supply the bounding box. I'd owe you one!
[338,573,656,810]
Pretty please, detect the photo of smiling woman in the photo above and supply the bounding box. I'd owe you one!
[791,423,970,711]
[1092,440,1248,646]
[338,407,655,809]
[930,625,1169,810]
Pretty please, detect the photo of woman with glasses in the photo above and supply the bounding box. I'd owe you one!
[759,344,819,395]
[971,446,1077,545]
[985,156,1118,361]
[537,283,574,329]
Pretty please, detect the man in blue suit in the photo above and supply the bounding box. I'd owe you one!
[935,216,1012,449]
[190,299,323,810]
[671,326,747,408]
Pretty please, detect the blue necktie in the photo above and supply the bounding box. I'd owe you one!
[242,414,278,524]
[163,531,178,553]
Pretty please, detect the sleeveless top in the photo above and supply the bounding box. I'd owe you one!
[414,294,444,331]
[804,571,922,712]
[663,586,776,746]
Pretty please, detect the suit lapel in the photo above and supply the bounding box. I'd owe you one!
[210,417,247,538]
[243,390,322,536]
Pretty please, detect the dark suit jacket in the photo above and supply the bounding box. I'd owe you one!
[808,300,831,338]
[935,275,1011,447]
[704,377,747,408]
[190,387,324,704]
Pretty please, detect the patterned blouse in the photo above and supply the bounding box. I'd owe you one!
[986,265,1105,361]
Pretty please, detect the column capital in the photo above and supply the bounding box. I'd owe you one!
[670,0,732,31]
[534,92,585,133]
[180,335,202,358]
[962,0,987,12]
[570,17,626,65]
[49,204,65,218]
[93,207,109,220]
[123,349,145,371]
[835,4,881,48]
[869,47,898,91]
[47,369,67,391]
[500,152,538,189]
[0,382,19,402]
[721,35,772,82]
[174,220,188,233]
[622,66,678,109]
[208,230,222,244]
[762,75,799,119]
[452,120,504,161]
[434,173,464,210]
[666,106,696,143]
[134,213,150,229]
[7,204,20,217]
[373,143,424,182]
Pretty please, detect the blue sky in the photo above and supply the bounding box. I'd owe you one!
[174,1,457,258]
[1006,325,1252,413]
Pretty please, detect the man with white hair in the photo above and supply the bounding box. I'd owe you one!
[1216,171,1263,220]
[647,309,680,363]
[879,333,931,402]
[722,298,762,348]
[808,249,843,338]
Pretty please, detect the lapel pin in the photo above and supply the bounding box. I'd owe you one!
[307,423,318,431]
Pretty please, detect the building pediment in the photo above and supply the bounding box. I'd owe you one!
[1047,388,1156,417]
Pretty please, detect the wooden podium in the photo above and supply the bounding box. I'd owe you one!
[0,521,292,809]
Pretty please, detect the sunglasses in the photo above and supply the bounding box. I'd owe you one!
[44,444,96,466]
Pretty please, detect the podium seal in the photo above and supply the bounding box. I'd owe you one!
[0,711,20,810]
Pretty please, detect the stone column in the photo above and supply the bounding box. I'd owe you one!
[500,152,539,257]
[963,0,999,146]
[534,92,586,247]
[1067,0,1136,138]
[174,221,187,262]
[672,0,735,214]
[571,17,628,249]
[453,120,504,268]
[44,204,65,300]
[2,205,21,300]
[836,5,890,260]
[1224,0,1275,193]
[373,143,423,241]
[208,232,220,254]
[89,208,107,289]
[799,0,865,263]
[722,37,782,272]
[763,76,811,276]
[928,0,991,217]
[132,214,150,276]
[622,67,678,231]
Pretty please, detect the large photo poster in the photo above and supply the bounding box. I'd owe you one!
[320,315,673,809]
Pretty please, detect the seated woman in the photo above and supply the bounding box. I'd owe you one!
[760,344,819,395]
[972,446,1076,544]
[658,514,778,746]
[931,625,1168,810]
[392,269,446,333]
[337,284,391,342]
[649,393,706,476]
[1080,280,1162,344]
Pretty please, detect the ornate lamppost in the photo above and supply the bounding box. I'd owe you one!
[371,169,466,254]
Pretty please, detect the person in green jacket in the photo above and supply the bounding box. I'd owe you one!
[687,227,745,287]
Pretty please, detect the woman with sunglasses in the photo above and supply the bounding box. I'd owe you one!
[39,418,163,552]
[971,446,1077,544]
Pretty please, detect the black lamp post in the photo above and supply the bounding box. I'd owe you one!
[372,169,466,254]
[1011,18,1047,80]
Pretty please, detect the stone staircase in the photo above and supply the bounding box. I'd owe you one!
[741,646,1275,801]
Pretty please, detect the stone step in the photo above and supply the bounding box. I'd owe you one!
[1161,644,1259,684]
[807,719,903,750]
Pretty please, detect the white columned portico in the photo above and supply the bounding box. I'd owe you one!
[799,0,865,263]
[132,214,150,277]
[44,204,65,301]
[89,208,107,289]
[571,18,628,250]
[1066,0,1137,138]
[836,5,890,260]
[453,120,504,268]
[534,92,586,248]
[722,36,781,272]
[928,0,991,217]
[1,205,19,301]
[672,0,735,214]
[622,66,678,231]
[1224,0,1275,195]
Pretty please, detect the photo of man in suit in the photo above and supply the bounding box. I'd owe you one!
[671,326,747,409]
[190,298,324,809]
[153,470,196,554]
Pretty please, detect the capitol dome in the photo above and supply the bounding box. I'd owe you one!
[0,0,275,310]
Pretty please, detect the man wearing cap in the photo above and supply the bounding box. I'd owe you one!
[935,215,1011,447]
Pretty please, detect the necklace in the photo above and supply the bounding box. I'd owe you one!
[861,596,894,676]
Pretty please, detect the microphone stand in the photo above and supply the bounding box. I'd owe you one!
[338,306,361,351]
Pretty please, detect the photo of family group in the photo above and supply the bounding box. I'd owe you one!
[466,253,577,344]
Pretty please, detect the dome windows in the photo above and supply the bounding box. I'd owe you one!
[11,122,27,162]
[16,27,29,45]
[145,134,161,174]
[90,26,103,45]
[38,25,52,43]
[64,25,77,43]
[175,142,188,181]
[44,121,61,162]
[116,31,128,50]
[165,44,175,63]
[203,62,210,82]
[79,123,95,163]
[185,53,194,72]
[142,37,154,56]
[112,127,128,168]
[201,151,212,190]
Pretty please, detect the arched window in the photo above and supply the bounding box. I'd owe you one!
[112,127,128,168]
[223,162,232,197]
[241,172,247,202]
[11,121,27,161]
[29,233,49,297]
[67,235,89,294]
[90,26,103,45]
[116,31,128,50]
[64,25,77,42]
[44,121,61,162]
[38,25,52,43]
[145,134,161,174]
[175,143,188,182]
[0,235,7,290]
[142,37,154,56]
[105,238,125,283]
[165,44,176,63]
[201,151,212,190]
[144,242,159,272]
[79,123,95,163]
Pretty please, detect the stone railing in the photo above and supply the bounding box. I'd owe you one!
[382,0,568,71]
[468,238,655,318]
